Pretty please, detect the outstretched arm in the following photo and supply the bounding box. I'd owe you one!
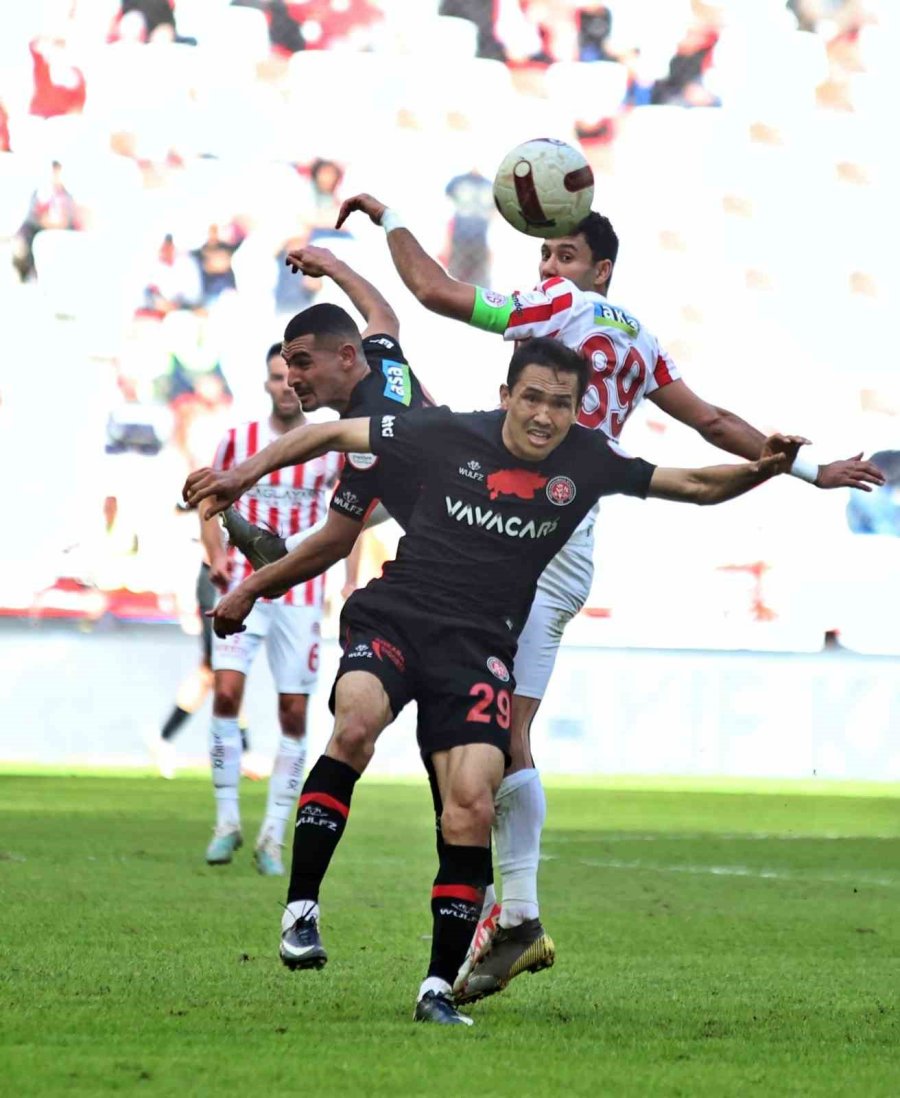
[336,193,476,321]
[210,510,362,637]
[649,379,885,491]
[648,433,805,505]
[183,418,372,519]
[283,244,400,339]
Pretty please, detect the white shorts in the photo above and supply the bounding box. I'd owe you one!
[211,599,322,695]
[513,506,597,700]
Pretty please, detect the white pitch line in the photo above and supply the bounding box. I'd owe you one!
[575,858,899,889]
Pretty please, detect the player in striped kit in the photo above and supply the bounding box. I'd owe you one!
[335,193,886,1001]
[202,343,340,874]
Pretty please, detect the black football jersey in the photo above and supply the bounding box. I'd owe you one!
[367,406,655,633]
[328,333,433,529]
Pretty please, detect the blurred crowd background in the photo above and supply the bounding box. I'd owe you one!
[0,0,896,655]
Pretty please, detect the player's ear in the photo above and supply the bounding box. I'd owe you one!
[499,383,511,409]
[594,258,613,293]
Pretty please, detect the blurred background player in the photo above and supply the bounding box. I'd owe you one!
[154,534,250,781]
[335,191,886,1000]
[201,342,340,875]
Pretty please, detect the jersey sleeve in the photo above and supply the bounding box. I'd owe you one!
[597,437,656,499]
[644,342,681,396]
[362,334,416,408]
[369,404,454,467]
[469,278,580,342]
[329,448,385,523]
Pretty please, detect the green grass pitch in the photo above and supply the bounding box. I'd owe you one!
[1,773,898,1096]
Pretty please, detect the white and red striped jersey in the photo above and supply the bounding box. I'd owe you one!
[212,419,340,606]
[471,278,679,440]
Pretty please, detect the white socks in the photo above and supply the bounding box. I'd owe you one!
[494,767,546,928]
[418,976,452,1001]
[282,899,319,931]
[261,735,307,846]
[480,882,498,920]
[210,715,242,830]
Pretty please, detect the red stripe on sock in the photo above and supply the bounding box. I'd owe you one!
[431,884,483,904]
[299,791,349,819]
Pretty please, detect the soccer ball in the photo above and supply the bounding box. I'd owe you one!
[492,138,594,239]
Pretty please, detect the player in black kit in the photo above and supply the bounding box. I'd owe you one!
[202,337,804,1026]
[184,245,433,628]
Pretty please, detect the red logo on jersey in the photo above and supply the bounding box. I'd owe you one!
[372,637,405,672]
[546,476,576,506]
[486,469,548,501]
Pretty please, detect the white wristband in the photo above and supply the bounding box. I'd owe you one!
[381,208,406,234]
[790,452,819,483]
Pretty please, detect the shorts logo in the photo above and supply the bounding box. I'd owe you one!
[347,452,378,471]
[347,643,372,659]
[480,288,508,309]
[486,468,548,501]
[381,415,395,438]
[487,656,510,682]
[546,476,576,506]
[372,637,405,672]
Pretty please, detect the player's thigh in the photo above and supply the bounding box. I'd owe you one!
[266,603,322,694]
[211,599,268,677]
[330,613,417,735]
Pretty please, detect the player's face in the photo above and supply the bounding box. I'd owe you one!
[538,234,604,293]
[265,355,302,420]
[282,334,349,412]
[500,364,580,461]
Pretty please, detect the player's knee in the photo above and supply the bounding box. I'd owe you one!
[441,789,494,845]
[277,695,307,738]
[328,717,378,771]
[212,686,241,718]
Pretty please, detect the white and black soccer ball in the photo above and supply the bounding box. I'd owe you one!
[492,138,594,238]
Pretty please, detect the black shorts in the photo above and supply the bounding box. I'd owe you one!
[197,563,216,667]
[330,589,516,763]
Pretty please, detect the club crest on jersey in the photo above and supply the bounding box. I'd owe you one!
[347,451,378,471]
[487,656,510,682]
[381,360,412,406]
[480,288,508,309]
[459,459,484,482]
[546,476,576,506]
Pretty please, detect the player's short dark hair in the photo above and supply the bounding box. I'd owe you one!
[575,211,619,266]
[283,303,361,347]
[266,342,282,364]
[507,337,589,405]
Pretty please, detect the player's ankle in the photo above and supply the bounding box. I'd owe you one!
[499,901,539,928]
